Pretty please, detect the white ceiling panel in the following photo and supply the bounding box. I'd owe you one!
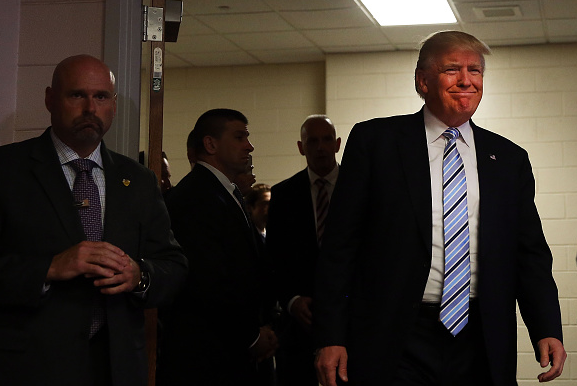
[463,20,545,40]
[280,8,374,30]
[164,0,577,67]
[226,31,316,50]
[196,12,293,34]
[542,0,577,18]
[302,27,389,47]
[263,0,358,11]
[453,0,541,23]
[251,48,326,64]
[176,51,260,67]
[181,0,272,15]
[382,25,462,45]
[167,34,241,54]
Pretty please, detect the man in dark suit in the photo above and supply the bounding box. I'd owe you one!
[314,31,566,386]
[0,55,188,386]
[157,109,278,386]
[267,115,340,386]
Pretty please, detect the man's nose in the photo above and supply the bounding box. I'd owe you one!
[83,97,97,113]
[457,69,472,87]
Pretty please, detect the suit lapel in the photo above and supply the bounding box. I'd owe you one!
[100,144,134,243]
[30,130,85,243]
[397,111,433,253]
[296,169,318,243]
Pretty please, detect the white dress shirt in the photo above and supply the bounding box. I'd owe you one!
[421,106,480,303]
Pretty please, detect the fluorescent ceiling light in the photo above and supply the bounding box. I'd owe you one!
[360,0,457,26]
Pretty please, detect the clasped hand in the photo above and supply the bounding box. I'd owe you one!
[47,241,140,294]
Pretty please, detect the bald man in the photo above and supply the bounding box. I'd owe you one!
[0,55,188,386]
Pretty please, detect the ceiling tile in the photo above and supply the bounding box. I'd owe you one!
[383,25,462,45]
[226,31,315,50]
[280,8,373,29]
[463,20,545,41]
[263,0,358,11]
[177,51,260,67]
[196,12,293,33]
[182,0,272,15]
[546,19,577,38]
[167,34,240,54]
[453,0,541,23]
[178,15,215,36]
[251,48,325,63]
[302,27,389,47]
[542,0,577,18]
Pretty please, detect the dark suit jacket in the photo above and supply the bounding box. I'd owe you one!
[0,129,188,386]
[267,168,319,311]
[314,110,563,386]
[158,163,262,385]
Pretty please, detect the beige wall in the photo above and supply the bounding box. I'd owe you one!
[13,0,105,143]
[159,62,326,185]
[161,42,577,383]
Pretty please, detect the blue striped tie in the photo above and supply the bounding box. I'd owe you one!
[440,128,470,336]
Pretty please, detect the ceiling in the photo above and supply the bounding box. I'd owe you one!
[164,0,577,68]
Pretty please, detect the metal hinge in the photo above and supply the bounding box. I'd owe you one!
[143,5,164,42]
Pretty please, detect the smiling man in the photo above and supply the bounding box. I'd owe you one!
[314,31,566,386]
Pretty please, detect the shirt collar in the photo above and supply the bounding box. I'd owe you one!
[196,161,236,196]
[50,128,103,168]
[307,163,339,186]
[423,105,473,147]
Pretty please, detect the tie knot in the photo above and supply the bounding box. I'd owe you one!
[315,178,328,188]
[442,128,460,143]
[69,158,97,173]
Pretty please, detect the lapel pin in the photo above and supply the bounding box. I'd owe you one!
[122,179,131,187]
[489,154,496,160]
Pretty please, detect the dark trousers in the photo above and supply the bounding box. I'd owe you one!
[89,326,112,386]
[392,300,493,386]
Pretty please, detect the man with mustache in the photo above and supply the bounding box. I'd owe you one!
[0,55,188,386]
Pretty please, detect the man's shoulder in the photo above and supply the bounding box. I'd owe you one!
[272,168,308,194]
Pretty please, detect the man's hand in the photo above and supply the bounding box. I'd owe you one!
[47,241,129,281]
[47,241,139,294]
[537,337,566,382]
[251,325,279,362]
[93,256,141,295]
[315,346,348,386]
[290,296,313,333]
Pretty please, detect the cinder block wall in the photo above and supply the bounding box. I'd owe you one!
[155,62,326,185]
[161,43,577,383]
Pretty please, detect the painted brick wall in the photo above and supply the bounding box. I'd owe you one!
[157,62,326,185]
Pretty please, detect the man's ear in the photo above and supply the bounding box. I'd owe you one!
[203,136,218,155]
[297,140,305,156]
[335,137,342,153]
[415,69,428,95]
[45,87,54,113]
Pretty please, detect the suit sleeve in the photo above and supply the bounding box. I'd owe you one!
[514,152,563,355]
[136,169,188,308]
[314,123,373,348]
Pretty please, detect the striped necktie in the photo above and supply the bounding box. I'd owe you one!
[439,128,470,336]
[315,178,329,244]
